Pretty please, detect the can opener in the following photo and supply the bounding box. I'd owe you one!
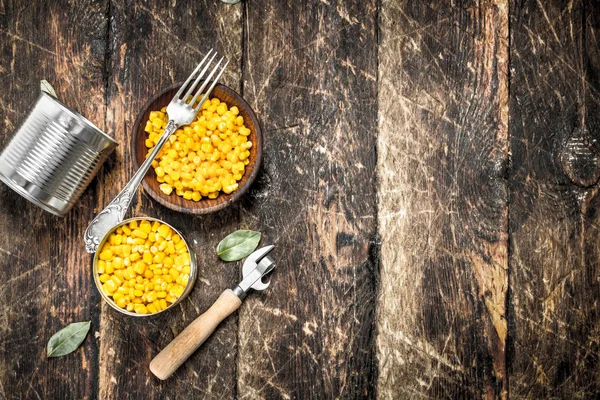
[150,245,276,380]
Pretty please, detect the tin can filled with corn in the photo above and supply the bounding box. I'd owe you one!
[92,217,197,316]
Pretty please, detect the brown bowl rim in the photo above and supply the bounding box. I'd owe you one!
[131,82,263,214]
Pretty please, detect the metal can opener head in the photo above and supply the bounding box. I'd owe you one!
[232,245,276,300]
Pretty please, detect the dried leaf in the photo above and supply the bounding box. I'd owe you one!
[40,80,57,98]
[47,321,91,358]
[217,230,261,261]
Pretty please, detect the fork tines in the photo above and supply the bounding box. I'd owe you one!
[174,49,229,112]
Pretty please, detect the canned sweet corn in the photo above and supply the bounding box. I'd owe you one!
[144,97,252,201]
[93,217,197,316]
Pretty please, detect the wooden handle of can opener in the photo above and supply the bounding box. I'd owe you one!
[150,289,242,380]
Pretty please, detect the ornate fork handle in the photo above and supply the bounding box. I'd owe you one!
[84,121,178,253]
[84,50,227,253]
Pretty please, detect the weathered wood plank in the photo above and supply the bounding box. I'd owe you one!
[0,0,108,398]
[237,1,379,398]
[377,1,509,398]
[509,1,600,398]
[97,1,243,399]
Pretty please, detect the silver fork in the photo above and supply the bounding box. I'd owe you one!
[84,49,228,253]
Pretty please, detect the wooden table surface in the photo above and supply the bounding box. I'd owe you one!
[0,0,598,399]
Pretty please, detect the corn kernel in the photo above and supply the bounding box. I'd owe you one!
[171,286,185,297]
[99,249,113,261]
[111,257,122,271]
[132,229,148,239]
[158,224,171,238]
[140,220,152,233]
[134,304,148,314]
[166,294,177,303]
[97,260,107,273]
[111,275,123,286]
[175,242,187,253]
[133,261,146,275]
[159,183,173,195]
[153,252,166,263]
[104,279,117,293]
[116,297,128,308]
[167,242,175,254]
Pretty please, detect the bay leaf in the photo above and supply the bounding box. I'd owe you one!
[217,230,261,261]
[47,321,91,358]
[40,80,57,98]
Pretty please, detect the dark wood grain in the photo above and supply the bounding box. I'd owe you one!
[0,0,109,399]
[97,1,243,399]
[237,0,380,398]
[131,82,263,215]
[378,1,509,399]
[509,1,600,398]
[3,0,600,398]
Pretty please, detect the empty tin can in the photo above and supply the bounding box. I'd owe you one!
[0,92,118,217]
